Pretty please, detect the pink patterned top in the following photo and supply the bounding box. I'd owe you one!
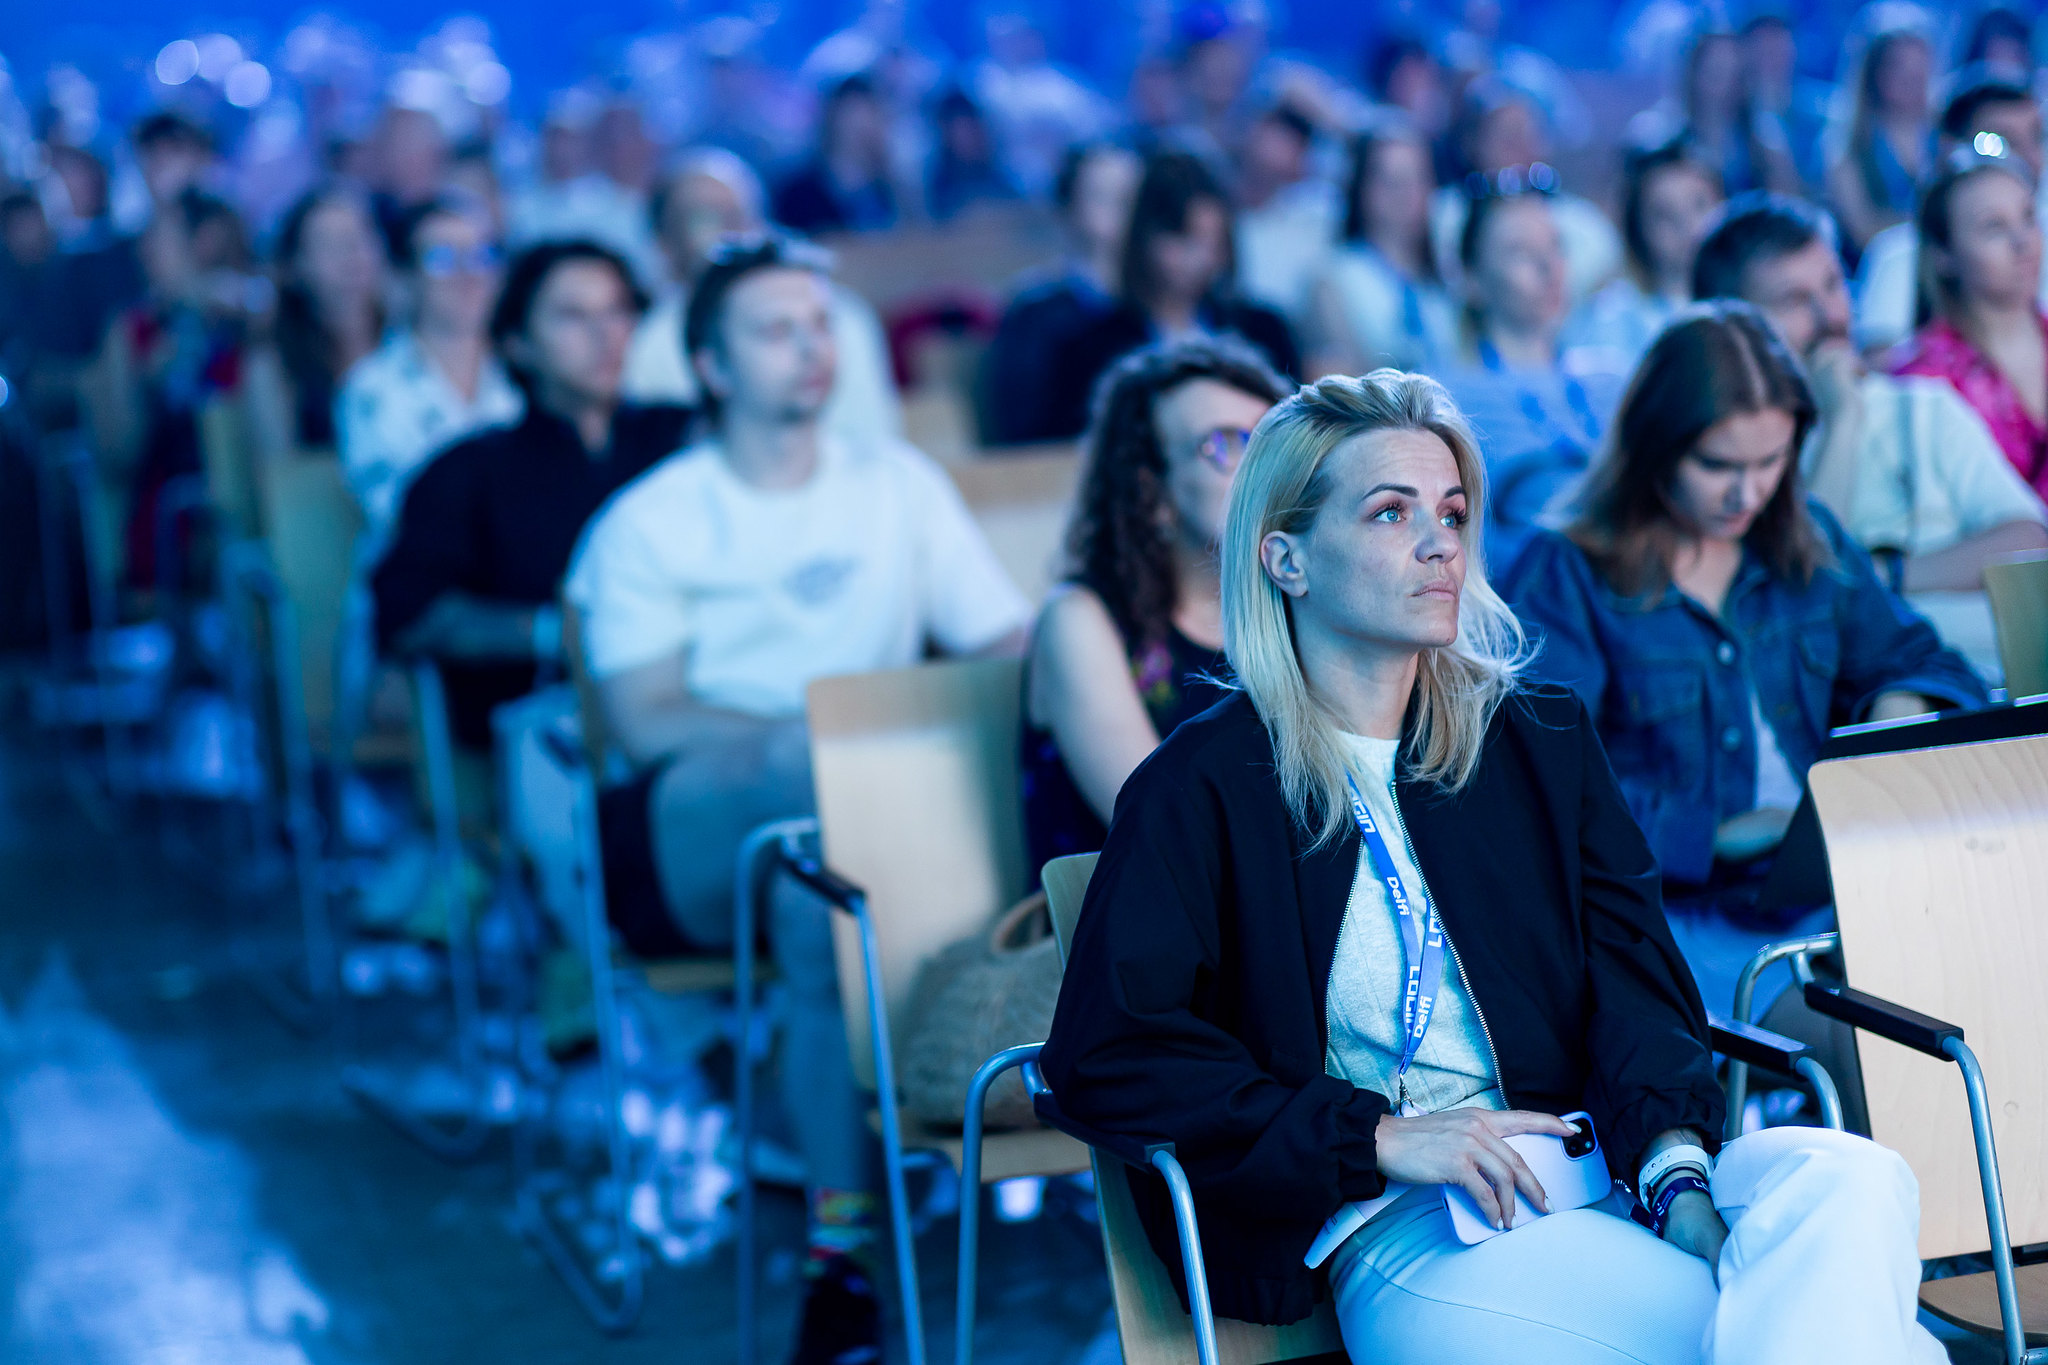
[1889,316,2048,498]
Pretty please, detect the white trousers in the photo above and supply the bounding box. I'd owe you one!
[1328,1126,1946,1365]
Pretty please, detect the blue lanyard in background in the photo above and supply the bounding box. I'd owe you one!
[1477,337,1601,448]
[1344,775,1446,1098]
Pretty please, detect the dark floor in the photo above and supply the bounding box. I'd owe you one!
[0,727,1113,1365]
[0,719,2004,1365]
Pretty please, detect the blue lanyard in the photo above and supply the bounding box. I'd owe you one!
[1478,338,1601,448]
[1344,774,1446,1093]
[1361,244,1428,347]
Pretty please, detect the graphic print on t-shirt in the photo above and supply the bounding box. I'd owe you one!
[783,555,860,608]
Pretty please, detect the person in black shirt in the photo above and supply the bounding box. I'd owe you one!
[979,141,1138,446]
[1021,338,1286,875]
[372,240,688,748]
[1046,151,1299,441]
[770,74,901,235]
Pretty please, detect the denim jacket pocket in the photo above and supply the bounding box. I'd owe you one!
[1794,622,1843,730]
[1609,662,1708,791]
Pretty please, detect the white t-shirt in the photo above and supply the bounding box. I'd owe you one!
[564,434,1032,715]
[1323,732,1501,1118]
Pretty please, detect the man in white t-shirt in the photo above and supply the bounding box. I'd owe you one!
[565,235,1029,1362]
[621,148,901,447]
[1694,194,2048,678]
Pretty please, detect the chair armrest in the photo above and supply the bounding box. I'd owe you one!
[1032,1090,1175,1168]
[1708,1011,1813,1073]
[775,847,866,914]
[1804,983,1964,1061]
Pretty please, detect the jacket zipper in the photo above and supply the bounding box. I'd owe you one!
[1387,777,1509,1107]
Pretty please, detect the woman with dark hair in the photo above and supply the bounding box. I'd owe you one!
[1505,303,1981,975]
[1439,181,1628,568]
[1042,365,1946,1363]
[1047,151,1299,440]
[1663,30,1799,199]
[260,187,387,454]
[1021,339,1288,873]
[1825,24,1936,255]
[1889,147,2048,498]
[1307,121,1457,376]
[1565,142,1723,367]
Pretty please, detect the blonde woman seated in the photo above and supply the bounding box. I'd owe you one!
[1040,369,1943,1363]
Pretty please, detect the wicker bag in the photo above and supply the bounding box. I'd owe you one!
[899,890,1062,1131]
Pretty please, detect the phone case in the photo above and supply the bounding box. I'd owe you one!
[1443,1111,1612,1245]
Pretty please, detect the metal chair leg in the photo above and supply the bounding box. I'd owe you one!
[1946,1037,2036,1365]
[518,736,644,1332]
[843,881,929,1365]
[341,661,493,1159]
[1154,1150,1219,1365]
[1727,931,1840,1139]
[957,1043,1044,1365]
[733,816,815,1365]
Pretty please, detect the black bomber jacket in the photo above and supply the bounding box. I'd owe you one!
[1039,685,1724,1326]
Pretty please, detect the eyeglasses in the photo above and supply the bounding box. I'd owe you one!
[1463,162,1560,201]
[418,243,504,278]
[1194,426,1253,472]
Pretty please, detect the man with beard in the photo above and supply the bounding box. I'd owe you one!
[1693,194,2046,675]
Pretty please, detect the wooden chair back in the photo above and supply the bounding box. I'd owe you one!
[258,452,360,754]
[806,659,1029,1093]
[1041,853,1347,1365]
[1809,733,2048,1258]
[941,445,1080,608]
[1985,552,2048,699]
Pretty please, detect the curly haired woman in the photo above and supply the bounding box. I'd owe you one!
[1020,339,1291,877]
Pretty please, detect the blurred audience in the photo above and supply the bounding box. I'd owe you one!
[249,188,387,462]
[1505,304,1983,963]
[926,87,1020,222]
[565,237,1030,1363]
[773,74,902,235]
[1629,29,1798,199]
[1565,141,1723,368]
[981,141,1138,446]
[1307,121,1457,376]
[1891,150,2048,502]
[372,241,685,750]
[1233,102,1337,326]
[1021,339,1284,875]
[1694,193,2048,677]
[84,190,258,588]
[1855,74,2047,353]
[1047,151,1298,442]
[624,148,899,445]
[1363,36,1455,184]
[1739,12,1830,190]
[337,195,522,560]
[1825,20,1936,257]
[367,106,452,260]
[506,95,663,288]
[1440,185,1629,569]
[1432,80,1622,304]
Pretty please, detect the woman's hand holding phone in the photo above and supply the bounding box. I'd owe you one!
[1374,1108,1579,1231]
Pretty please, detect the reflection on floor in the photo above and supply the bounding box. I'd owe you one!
[0,733,1112,1364]
[0,727,2003,1365]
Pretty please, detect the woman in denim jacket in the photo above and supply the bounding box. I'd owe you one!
[1504,304,1983,956]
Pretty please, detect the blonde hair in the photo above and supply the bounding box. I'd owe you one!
[1220,370,1530,847]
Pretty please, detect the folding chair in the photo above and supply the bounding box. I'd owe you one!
[1986,552,2048,700]
[780,659,1090,1365]
[506,604,778,1336]
[1755,731,2048,1365]
[1000,853,1841,1365]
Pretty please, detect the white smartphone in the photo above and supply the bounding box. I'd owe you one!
[1443,1111,1612,1245]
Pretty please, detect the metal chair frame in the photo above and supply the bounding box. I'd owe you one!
[510,724,784,1337]
[337,660,498,1158]
[1733,934,2046,1365]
